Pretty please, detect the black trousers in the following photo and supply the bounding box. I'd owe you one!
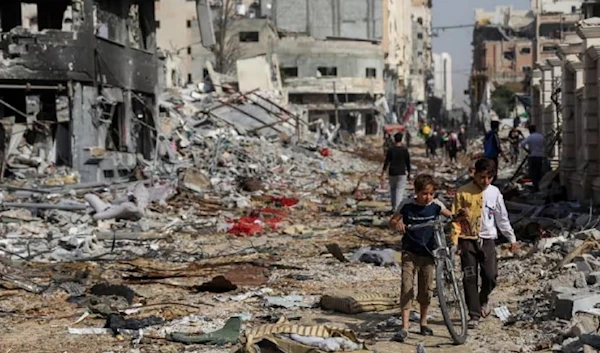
[459,238,497,320]
[490,157,499,183]
[528,156,543,191]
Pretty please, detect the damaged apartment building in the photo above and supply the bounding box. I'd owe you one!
[157,0,391,135]
[0,0,158,183]
[532,0,600,203]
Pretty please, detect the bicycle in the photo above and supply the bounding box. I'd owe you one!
[405,217,468,345]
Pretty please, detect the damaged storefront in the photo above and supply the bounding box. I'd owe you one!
[0,0,158,183]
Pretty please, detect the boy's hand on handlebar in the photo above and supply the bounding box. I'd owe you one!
[395,219,406,233]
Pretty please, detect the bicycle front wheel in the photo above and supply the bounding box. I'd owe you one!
[436,256,468,345]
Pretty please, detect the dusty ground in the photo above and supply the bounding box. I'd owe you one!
[0,146,560,353]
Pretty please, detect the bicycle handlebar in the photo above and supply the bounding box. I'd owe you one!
[405,215,460,231]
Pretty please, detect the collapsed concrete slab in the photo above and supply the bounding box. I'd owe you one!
[554,289,600,320]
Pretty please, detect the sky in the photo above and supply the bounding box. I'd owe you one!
[431,0,531,110]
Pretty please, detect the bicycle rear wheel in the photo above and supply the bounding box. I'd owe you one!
[436,255,468,345]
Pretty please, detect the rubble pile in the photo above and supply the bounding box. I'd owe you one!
[0,86,384,264]
[4,89,600,352]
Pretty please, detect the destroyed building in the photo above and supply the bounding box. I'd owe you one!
[409,0,433,105]
[0,0,159,183]
[533,6,581,63]
[157,0,390,135]
[156,0,265,85]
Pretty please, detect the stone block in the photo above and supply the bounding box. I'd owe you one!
[554,290,600,320]
[575,255,600,272]
[577,272,590,288]
[573,310,600,336]
[587,272,600,285]
[552,287,583,306]
[575,229,600,241]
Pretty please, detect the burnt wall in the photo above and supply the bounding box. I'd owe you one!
[0,0,157,94]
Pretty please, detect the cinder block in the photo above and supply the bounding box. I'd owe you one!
[587,272,600,285]
[554,290,600,320]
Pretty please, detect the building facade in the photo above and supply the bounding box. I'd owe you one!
[0,0,159,183]
[531,0,600,203]
[433,53,453,111]
[409,0,432,103]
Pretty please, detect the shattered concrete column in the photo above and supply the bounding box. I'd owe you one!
[536,62,553,138]
[71,83,101,183]
[548,57,562,165]
[531,69,542,130]
[559,40,584,199]
[124,90,135,153]
[576,24,600,202]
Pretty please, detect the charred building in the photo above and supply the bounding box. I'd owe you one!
[0,0,158,183]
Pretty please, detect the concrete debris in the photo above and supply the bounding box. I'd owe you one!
[4,88,600,353]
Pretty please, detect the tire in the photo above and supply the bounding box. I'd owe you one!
[436,256,468,345]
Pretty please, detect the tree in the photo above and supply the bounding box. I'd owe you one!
[490,84,515,121]
[212,0,243,74]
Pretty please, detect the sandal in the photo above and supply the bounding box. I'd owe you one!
[420,326,433,336]
[391,328,408,342]
[481,303,492,318]
[467,319,479,329]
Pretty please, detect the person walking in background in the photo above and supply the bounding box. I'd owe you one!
[458,126,468,153]
[508,123,525,165]
[383,132,394,157]
[426,131,438,159]
[483,121,508,182]
[520,125,545,192]
[447,132,459,164]
[439,129,448,161]
[381,133,411,212]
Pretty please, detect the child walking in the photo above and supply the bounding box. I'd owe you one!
[389,174,458,342]
[451,158,519,329]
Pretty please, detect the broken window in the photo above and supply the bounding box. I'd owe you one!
[417,32,423,39]
[138,0,156,50]
[520,47,531,54]
[417,17,423,25]
[102,102,125,152]
[317,67,337,77]
[21,3,38,32]
[132,95,156,160]
[203,69,209,79]
[239,31,259,42]
[281,67,298,78]
[187,74,193,83]
[503,50,515,61]
[128,4,142,49]
[96,0,127,43]
[542,45,558,53]
[37,0,70,31]
[590,5,600,18]
[522,66,531,72]
[365,68,376,78]
[0,3,23,32]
